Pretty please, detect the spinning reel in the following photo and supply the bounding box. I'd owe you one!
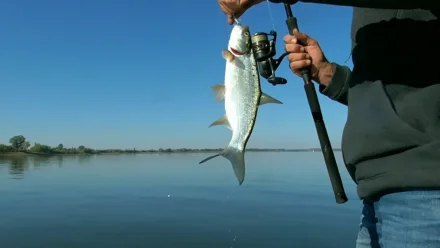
[249,0,299,86]
[251,31,288,86]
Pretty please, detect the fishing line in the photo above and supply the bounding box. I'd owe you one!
[265,0,277,31]
[234,17,241,25]
[343,51,352,64]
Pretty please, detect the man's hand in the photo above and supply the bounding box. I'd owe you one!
[284,29,334,86]
[219,0,265,25]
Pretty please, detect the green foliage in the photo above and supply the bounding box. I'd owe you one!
[83,148,94,154]
[2,135,305,155]
[9,135,29,151]
[0,144,13,153]
[30,143,53,153]
[23,141,30,150]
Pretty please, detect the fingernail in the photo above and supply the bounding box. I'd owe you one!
[300,47,304,52]
[306,54,310,58]
[291,38,297,43]
[306,60,311,65]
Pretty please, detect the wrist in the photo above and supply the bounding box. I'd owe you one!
[316,62,335,87]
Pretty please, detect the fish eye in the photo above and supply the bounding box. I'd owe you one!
[244,32,249,36]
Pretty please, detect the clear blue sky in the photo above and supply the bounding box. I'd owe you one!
[0,0,353,149]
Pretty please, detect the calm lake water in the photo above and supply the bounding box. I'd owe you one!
[0,152,362,248]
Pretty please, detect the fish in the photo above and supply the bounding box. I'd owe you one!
[199,24,282,185]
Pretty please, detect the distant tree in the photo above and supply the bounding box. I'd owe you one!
[23,141,30,150]
[9,135,28,151]
[30,143,53,153]
[78,145,85,151]
[0,144,13,153]
[83,148,94,154]
[57,144,64,150]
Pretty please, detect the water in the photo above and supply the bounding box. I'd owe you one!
[0,152,362,248]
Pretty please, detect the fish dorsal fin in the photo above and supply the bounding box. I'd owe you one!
[209,114,232,131]
[259,92,283,106]
[211,84,225,102]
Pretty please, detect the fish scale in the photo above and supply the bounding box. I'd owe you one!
[199,24,283,185]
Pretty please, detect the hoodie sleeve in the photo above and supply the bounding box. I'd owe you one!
[318,63,351,105]
[299,0,436,9]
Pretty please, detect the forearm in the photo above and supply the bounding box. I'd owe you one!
[318,63,350,105]
[299,0,435,10]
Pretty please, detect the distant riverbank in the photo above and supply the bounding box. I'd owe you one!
[0,134,341,156]
[0,148,342,157]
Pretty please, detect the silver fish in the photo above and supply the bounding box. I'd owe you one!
[199,24,282,185]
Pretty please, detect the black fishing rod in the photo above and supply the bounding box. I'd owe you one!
[250,0,348,204]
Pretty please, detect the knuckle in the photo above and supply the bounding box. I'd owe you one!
[289,61,298,69]
[288,53,298,61]
[283,35,294,43]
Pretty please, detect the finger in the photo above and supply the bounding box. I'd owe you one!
[288,53,310,62]
[219,1,246,21]
[219,2,231,15]
[227,11,244,24]
[283,35,297,44]
[292,29,316,46]
[219,2,238,18]
[290,60,311,71]
[241,0,253,9]
[233,9,245,20]
[285,43,304,53]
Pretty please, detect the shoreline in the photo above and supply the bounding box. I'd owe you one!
[0,149,341,156]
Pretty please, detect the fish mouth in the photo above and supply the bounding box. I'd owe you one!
[230,47,243,56]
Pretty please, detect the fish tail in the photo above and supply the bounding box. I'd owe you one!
[199,147,245,185]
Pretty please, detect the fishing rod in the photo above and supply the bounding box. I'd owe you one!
[250,0,348,204]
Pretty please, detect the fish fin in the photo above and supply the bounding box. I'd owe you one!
[199,147,245,185]
[199,154,221,164]
[222,49,235,62]
[208,114,232,131]
[259,92,283,106]
[211,84,225,102]
[222,147,246,185]
[222,49,245,69]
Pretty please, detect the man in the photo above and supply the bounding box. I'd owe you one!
[218,0,439,247]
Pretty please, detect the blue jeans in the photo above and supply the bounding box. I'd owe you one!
[356,190,440,248]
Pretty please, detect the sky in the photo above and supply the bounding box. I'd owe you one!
[0,0,353,149]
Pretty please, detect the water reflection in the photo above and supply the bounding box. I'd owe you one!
[0,153,360,248]
[0,154,70,178]
[0,155,30,179]
[77,154,92,164]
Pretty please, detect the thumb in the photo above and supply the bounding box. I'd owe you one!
[292,29,316,46]
[228,16,235,25]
